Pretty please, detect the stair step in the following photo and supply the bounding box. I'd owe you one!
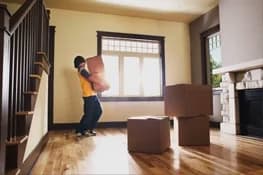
[16,114,33,136]
[30,74,41,91]
[6,136,28,146]
[24,91,38,95]
[36,52,49,65]
[37,51,48,60]
[36,52,50,74]
[24,92,37,111]
[5,136,28,171]
[29,74,41,80]
[6,168,21,175]
[16,111,34,116]
[34,61,45,67]
[34,61,49,74]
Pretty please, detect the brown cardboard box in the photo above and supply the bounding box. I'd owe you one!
[174,115,210,146]
[86,56,110,92]
[164,84,213,116]
[164,84,211,146]
[127,116,170,154]
[86,55,104,73]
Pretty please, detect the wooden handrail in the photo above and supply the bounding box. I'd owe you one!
[9,0,37,34]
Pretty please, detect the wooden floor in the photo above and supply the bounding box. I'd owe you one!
[31,128,263,175]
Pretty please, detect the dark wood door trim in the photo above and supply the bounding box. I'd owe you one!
[48,26,55,130]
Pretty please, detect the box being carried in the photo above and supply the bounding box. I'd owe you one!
[86,56,110,92]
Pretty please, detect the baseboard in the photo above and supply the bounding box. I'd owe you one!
[50,123,78,130]
[51,120,174,131]
[210,121,220,128]
[20,133,49,175]
[50,122,127,130]
[97,122,127,128]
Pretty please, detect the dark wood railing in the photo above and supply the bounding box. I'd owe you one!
[0,0,50,173]
[8,0,49,141]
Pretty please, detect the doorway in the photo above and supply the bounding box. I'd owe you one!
[201,25,223,124]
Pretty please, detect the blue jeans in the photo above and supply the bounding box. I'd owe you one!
[76,96,102,134]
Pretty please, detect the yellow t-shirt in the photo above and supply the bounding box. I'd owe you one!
[78,72,96,97]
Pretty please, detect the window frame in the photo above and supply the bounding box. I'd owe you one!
[97,31,165,102]
[200,25,220,85]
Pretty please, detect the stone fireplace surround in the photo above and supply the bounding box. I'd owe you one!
[213,59,263,135]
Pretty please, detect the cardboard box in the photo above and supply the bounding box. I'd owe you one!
[86,56,110,92]
[174,115,210,146]
[164,84,213,117]
[86,55,104,73]
[128,116,170,154]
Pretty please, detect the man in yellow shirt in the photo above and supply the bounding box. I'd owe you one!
[74,56,102,136]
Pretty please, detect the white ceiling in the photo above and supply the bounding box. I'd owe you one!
[4,0,218,23]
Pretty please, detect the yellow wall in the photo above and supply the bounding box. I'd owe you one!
[5,2,20,14]
[50,9,191,123]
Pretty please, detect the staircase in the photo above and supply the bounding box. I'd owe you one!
[0,0,50,174]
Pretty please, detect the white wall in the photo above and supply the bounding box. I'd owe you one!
[23,73,48,161]
[219,0,263,67]
[50,8,191,123]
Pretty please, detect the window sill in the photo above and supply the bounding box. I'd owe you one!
[213,87,222,95]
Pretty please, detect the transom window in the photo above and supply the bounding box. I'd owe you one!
[97,31,165,101]
[102,38,159,54]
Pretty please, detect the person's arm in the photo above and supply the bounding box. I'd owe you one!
[78,67,91,80]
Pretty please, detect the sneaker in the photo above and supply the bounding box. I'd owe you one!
[75,132,82,137]
[82,131,92,137]
[89,130,96,136]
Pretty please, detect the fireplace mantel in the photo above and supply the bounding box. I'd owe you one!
[213,58,263,74]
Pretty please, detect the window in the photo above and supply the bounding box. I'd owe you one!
[97,31,165,101]
[207,32,222,88]
[201,26,222,88]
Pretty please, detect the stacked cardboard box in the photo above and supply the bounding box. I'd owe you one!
[165,84,212,146]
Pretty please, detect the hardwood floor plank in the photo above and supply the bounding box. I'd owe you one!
[31,128,263,175]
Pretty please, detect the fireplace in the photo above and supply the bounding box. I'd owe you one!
[238,89,263,137]
[213,58,263,135]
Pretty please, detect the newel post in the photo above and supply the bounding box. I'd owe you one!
[0,3,11,175]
